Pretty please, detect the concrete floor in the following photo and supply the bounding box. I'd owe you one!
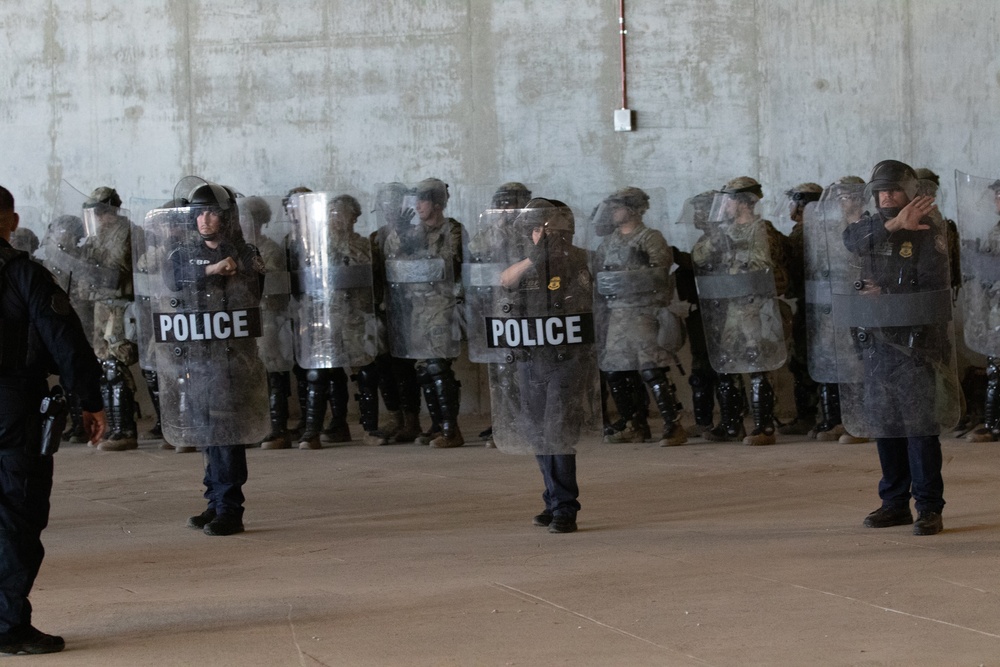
[24,417,1000,666]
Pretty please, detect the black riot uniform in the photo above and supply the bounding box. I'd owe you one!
[0,204,102,653]
[842,161,952,536]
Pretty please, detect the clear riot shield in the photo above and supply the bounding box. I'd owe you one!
[828,187,960,438]
[691,193,786,374]
[376,182,461,360]
[464,207,526,362]
[238,195,295,373]
[589,193,681,372]
[956,171,1000,357]
[129,198,168,371]
[477,200,601,455]
[803,188,864,384]
[142,194,270,447]
[288,191,376,369]
[47,182,133,361]
[10,206,44,258]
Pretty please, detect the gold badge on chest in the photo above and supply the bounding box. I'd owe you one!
[899,241,913,259]
[547,276,561,291]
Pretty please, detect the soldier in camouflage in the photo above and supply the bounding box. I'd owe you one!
[595,187,686,446]
[692,177,789,446]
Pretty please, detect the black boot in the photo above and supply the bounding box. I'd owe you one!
[604,371,645,443]
[142,369,163,439]
[642,368,686,447]
[745,373,776,445]
[631,373,653,441]
[704,374,746,442]
[969,357,1000,442]
[428,361,463,448]
[355,364,391,446]
[292,366,308,435]
[63,393,87,444]
[811,383,845,441]
[298,370,329,449]
[778,362,818,435]
[322,368,351,444]
[262,372,291,449]
[687,369,716,436]
[394,358,423,442]
[416,361,443,445]
[99,360,138,451]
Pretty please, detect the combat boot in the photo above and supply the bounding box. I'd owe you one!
[778,369,817,436]
[428,366,462,448]
[811,383,845,441]
[63,395,87,443]
[321,370,351,444]
[968,358,1000,443]
[744,373,776,446]
[297,374,327,450]
[395,411,423,443]
[641,369,687,448]
[686,371,716,437]
[261,372,291,450]
[703,375,745,442]
[603,421,646,444]
[142,369,163,439]
[604,371,645,443]
[99,363,139,451]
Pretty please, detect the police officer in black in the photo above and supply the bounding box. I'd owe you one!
[0,186,104,654]
[842,161,952,536]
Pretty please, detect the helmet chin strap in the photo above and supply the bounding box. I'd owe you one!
[200,231,220,242]
[877,206,901,219]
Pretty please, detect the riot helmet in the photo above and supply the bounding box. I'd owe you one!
[414,178,449,209]
[865,160,918,218]
[491,182,532,210]
[174,176,241,243]
[712,177,762,223]
[241,196,273,233]
[783,182,823,224]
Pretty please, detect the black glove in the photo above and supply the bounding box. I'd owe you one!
[526,238,546,265]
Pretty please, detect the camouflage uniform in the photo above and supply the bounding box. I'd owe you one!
[381,178,465,448]
[80,188,138,451]
[290,193,375,450]
[595,187,685,446]
[691,177,788,445]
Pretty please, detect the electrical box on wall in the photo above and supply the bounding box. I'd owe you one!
[614,108,634,132]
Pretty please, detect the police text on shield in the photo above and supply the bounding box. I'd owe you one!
[154,308,263,343]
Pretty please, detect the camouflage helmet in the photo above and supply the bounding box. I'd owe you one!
[491,182,532,209]
[913,168,942,197]
[604,186,650,216]
[86,186,122,209]
[330,193,362,221]
[784,182,823,203]
[828,175,865,200]
[282,186,312,212]
[720,176,763,199]
[414,178,449,208]
[914,168,940,185]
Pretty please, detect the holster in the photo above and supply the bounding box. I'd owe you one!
[39,386,69,456]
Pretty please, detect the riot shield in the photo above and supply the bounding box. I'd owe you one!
[288,191,376,369]
[129,198,168,372]
[956,171,1000,357]
[803,187,865,384]
[827,187,960,437]
[691,193,786,374]
[46,182,134,362]
[589,192,681,372]
[475,200,601,455]
[375,182,462,360]
[142,187,270,447]
[10,206,43,258]
[238,195,295,373]
[464,207,526,362]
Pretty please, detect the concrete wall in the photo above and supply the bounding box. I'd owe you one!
[3,0,998,416]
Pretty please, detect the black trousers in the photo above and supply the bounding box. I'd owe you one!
[0,451,52,634]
